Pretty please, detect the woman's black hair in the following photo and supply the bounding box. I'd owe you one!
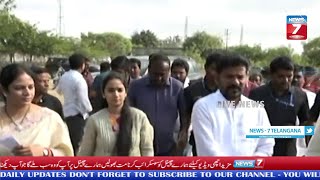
[0,63,35,91]
[101,71,132,156]
[0,63,37,102]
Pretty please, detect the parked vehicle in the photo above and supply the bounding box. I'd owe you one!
[45,57,68,88]
[45,57,100,88]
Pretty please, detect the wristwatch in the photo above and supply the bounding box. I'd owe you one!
[43,148,50,156]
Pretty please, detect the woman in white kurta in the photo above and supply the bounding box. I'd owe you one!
[78,71,154,156]
[0,63,73,156]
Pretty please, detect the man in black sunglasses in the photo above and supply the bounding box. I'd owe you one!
[249,56,310,156]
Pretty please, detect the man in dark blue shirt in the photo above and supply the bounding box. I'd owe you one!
[128,54,187,156]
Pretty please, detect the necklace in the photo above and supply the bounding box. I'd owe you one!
[4,105,31,132]
[108,112,120,132]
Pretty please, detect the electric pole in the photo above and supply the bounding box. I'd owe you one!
[184,16,188,41]
[57,0,63,37]
[240,25,243,45]
[225,29,230,50]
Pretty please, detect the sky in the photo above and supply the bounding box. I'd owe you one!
[13,0,320,54]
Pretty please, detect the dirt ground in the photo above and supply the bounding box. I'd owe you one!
[48,80,64,104]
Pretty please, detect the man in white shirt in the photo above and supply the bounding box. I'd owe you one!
[306,93,320,156]
[306,121,320,156]
[57,53,93,154]
[292,66,317,156]
[192,53,275,156]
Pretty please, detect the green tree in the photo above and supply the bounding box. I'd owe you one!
[16,22,39,61]
[80,32,109,58]
[160,35,182,48]
[184,49,204,64]
[104,32,132,57]
[0,12,58,62]
[0,0,15,55]
[81,32,132,58]
[26,31,58,60]
[229,44,265,64]
[0,13,29,62]
[302,37,320,66]
[183,31,223,60]
[131,30,159,48]
[53,37,79,56]
[291,53,308,65]
[0,0,15,12]
[256,46,294,66]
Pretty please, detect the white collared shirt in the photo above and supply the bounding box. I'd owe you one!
[183,77,190,88]
[57,70,92,119]
[296,88,317,156]
[306,118,320,156]
[303,89,316,108]
[191,90,275,156]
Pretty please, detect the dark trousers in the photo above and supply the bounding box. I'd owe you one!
[189,131,197,156]
[65,114,85,155]
[155,144,176,156]
[273,138,297,156]
[156,152,172,156]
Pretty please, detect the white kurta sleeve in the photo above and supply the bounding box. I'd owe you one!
[77,117,97,156]
[306,120,320,156]
[254,108,275,156]
[49,112,74,156]
[191,101,224,156]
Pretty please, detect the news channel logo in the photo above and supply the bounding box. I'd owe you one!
[246,126,315,138]
[233,159,265,168]
[286,15,307,40]
[305,126,315,136]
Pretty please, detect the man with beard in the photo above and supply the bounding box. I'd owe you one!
[249,56,310,156]
[184,52,222,156]
[128,53,187,156]
[171,58,190,88]
[191,53,274,156]
[31,66,64,118]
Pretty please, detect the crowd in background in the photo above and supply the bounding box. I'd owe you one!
[1,51,320,157]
